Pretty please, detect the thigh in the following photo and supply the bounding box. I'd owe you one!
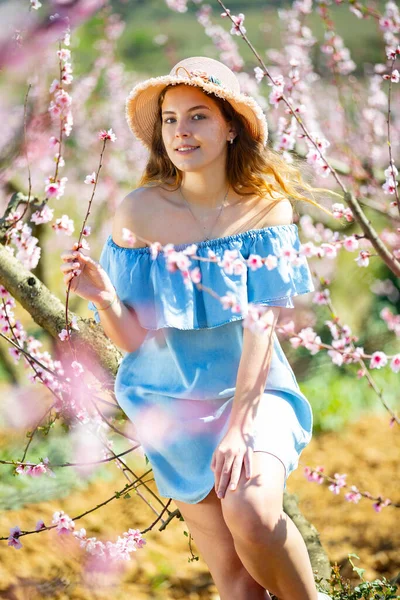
[220,451,286,541]
[174,488,252,586]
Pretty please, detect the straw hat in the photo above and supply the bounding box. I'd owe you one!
[125,56,269,149]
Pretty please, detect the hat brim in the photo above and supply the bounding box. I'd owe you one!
[125,74,268,149]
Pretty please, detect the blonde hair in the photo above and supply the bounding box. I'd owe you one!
[138,84,336,218]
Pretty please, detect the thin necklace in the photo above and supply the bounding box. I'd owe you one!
[179,185,229,242]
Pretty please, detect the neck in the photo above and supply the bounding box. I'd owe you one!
[179,171,230,209]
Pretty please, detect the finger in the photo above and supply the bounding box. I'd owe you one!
[228,455,244,491]
[64,270,81,284]
[210,452,215,471]
[213,454,225,493]
[244,448,253,479]
[216,457,235,498]
[60,261,81,273]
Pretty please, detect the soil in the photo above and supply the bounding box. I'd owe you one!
[0,410,398,600]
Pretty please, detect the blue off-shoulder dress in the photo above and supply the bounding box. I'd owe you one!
[88,224,315,504]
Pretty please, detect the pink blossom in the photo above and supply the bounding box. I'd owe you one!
[382,178,398,194]
[328,349,344,366]
[247,254,263,271]
[52,510,75,535]
[383,69,400,83]
[165,0,188,12]
[149,241,163,261]
[220,291,241,313]
[373,498,391,512]
[48,103,60,118]
[280,320,296,335]
[45,180,60,198]
[165,250,191,273]
[49,79,61,94]
[63,110,74,137]
[30,0,42,9]
[384,163,398,179]
[243,305,271,334]
[355,250,370,267]
[218,248,241,275]
[36,520,46,531]
[98,128,117,142]
[71,361,84,377]
[84,172,96,185]
[269,87,284,108]
[57,48,71,62]
[380,306,400,336]
[264,255,278,270]
[62,72,73,85]
[313,290,330,305]
[121,228,137,246]
[254,67,265,83]
[320,243,337,259]
[190,267,201,284]
[332,203,346,219]
[349,347,365,362]
[304,466,324,484]
[182,244,198,257]
[342,235,359,251]
[58,329,71,342]
[7,526,22,549]
[292,327,321,355]
[390,354,400,373]
[345,486,362,504]
[328,473,347,495]
[45,176,68,200]
[54,89,72,109]
[369,351,388,369]
[31,205,54,225]
[15,458,54,478]
[52,215,74,236]
[230,13,246,36]
[300,242,318,258]
[82,225,91,237]
[280,245,298,264]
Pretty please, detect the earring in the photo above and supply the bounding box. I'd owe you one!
[230,138,234,144]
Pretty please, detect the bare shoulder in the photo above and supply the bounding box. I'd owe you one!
[256,194,293,227]
[112,186,160,248]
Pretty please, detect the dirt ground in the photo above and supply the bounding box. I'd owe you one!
[0,410,398,600]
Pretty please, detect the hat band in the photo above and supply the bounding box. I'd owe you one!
[174,66,223,88]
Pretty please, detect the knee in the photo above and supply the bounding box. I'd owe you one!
[221,493,285,546]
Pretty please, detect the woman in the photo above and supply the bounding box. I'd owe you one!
[61,57,333,600]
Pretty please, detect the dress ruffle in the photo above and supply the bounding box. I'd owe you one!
[87,224,314,330]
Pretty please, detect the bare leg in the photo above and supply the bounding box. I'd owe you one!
[174,488,271,600]
[221,452,318,600]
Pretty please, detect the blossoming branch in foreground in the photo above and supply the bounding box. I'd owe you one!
[98,128,117,142]
[304,466,393,512]
[8,509,146,559]
[15,458,55,477]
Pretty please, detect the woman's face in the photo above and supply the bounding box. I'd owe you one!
[160,84,234,172]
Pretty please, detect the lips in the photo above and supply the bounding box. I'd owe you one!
[175,146,200,152]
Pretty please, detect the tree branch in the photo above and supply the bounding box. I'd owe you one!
[0,241,122,388]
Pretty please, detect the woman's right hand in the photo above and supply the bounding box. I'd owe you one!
[60,242,114,302]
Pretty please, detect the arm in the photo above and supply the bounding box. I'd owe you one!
[211,197,293,498]
[92,192,149,353]
[228,306,280,430]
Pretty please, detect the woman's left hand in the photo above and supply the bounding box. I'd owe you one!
[210,426,254,499]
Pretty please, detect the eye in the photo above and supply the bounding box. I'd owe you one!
[163,114,206,124]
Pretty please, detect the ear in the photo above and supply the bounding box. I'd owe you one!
[227,126,237,142]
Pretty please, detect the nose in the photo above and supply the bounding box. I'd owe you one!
[174,118,191,139]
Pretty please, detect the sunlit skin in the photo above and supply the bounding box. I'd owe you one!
[161,84,237,209]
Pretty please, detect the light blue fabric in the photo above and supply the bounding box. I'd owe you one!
[88,224,315,503]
